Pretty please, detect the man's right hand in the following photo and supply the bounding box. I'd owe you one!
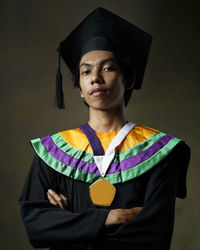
[105,207,143,227]
[47,189,70,210]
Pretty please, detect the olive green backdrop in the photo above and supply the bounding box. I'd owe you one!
[1,0,199,249]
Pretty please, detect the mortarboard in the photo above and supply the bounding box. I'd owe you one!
[55,7,152,109]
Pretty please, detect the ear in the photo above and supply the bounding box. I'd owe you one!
[125,72,136,90]
[77,86,84,98]
[80,90,84,98]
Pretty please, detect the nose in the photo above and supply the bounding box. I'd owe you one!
[91,68,104,85]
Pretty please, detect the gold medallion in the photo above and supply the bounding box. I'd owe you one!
[89,178,116,206]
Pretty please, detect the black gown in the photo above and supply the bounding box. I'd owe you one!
[19,126,190,250]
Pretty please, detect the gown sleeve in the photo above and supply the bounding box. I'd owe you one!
[94,141,191,250]
[19,154,109,249]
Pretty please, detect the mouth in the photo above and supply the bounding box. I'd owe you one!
[90,88,107,96]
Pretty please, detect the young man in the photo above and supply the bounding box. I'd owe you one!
[19,8,190,250]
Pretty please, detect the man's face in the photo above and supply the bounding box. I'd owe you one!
[78,50,125,111]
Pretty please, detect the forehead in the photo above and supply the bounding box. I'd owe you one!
[79,50,116,65]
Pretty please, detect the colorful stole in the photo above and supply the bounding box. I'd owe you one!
[30,124,182,186]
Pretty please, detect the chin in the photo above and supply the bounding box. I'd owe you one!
[90,102,122,111]
[87,97,124,111]
[91,105,110,111]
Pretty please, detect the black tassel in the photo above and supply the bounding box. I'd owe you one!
[55,45,65,109]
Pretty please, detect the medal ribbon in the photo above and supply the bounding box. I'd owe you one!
[80,122,136,177]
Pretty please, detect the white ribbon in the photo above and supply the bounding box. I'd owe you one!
[93,122,136,177]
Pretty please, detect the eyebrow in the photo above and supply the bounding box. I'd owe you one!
[79,58,118,68]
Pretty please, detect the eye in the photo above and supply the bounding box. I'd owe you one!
[103,66,114,71]
[81,70,91,75]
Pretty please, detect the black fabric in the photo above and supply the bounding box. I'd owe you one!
[19,141,190,250]
[59,7,152,89]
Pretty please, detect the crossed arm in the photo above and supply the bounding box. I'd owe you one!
[47,189,143,227]
[20,142,190,249]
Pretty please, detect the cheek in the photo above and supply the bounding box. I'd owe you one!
[79,80,89,96]
[111,77,125,95]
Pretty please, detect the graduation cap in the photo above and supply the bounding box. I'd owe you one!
[55,7,152,109]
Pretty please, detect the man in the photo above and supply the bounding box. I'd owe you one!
[19,8,190,250]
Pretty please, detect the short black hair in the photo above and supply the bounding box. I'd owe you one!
[71,52,135,106]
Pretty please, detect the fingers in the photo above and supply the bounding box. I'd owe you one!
[105,206,144,227]
[47,192,58,206]
[47,189,65,209]
[130,206,143,216]
[59,193,70,210]
[123,207,143,222]
[119,209,135,223]
[47,189,68,210]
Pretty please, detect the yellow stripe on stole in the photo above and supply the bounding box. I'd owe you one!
[59,125,158,154]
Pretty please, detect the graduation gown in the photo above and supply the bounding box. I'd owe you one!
[19,125,190,250]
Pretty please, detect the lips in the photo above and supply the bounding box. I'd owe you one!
[90,88,107,95]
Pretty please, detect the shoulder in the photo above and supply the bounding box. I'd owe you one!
[123,123,190,160]
[131,124,187,143]
[29,127,94,178]
[135,124,191,174]
[129,124,159,141]
[30,127,90,152]
[123,124,180,148]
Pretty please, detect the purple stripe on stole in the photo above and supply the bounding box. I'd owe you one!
[41,134,174,175]
[41,136,100,174]
[79,124,105,155]
[107,134,174,174]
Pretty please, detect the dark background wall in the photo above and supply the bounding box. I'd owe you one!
[1,0,199,249]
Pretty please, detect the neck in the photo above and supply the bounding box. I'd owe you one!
[88,106,127,132]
